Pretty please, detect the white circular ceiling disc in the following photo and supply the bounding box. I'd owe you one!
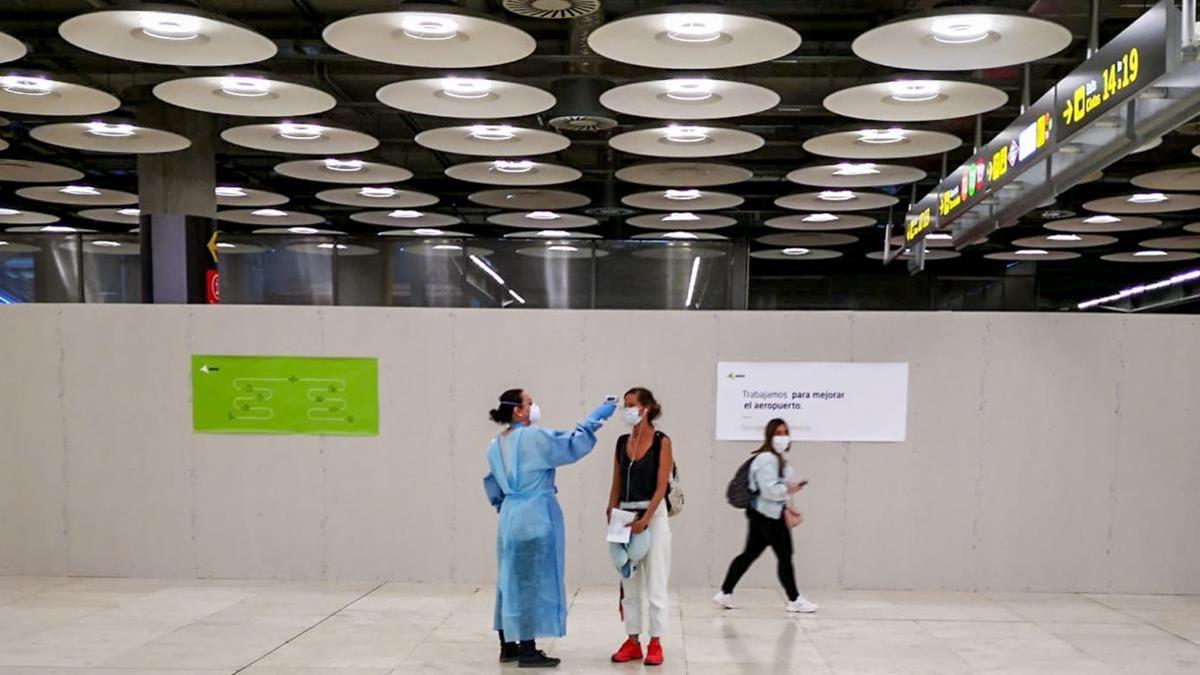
[1083,193,1200,214]
[615,162,752,187]
[887,234,981,249]
[487,212,597,229]
[58,10,276,67]
[0,31,27,63]
[751,248,843,261]
[985,250,1081,262]
[1043,215,1162,233]
[6,226,95,234]
[786,163,926,188]
[315,188,437,208]
[587,10,801,69]
[1139,235,1200,250]
[216,188,288,208]
[626,212,736,231]
[631,231,728,241]
[445,161,581,186]
[758,232,859,247]
[378,228,471,238]
[274,160,412,185]
[506,230,601,239]
[323,10,535,67]
[824,80,1007,122]
[0,77,120,116]
[600,78,780,120]
[78,208,140,225]
[0,209,59,225]
[1130,167,1200,191]
[775,191,899,212]
[1012,234,1117,249]
[764,213,875,231]
[469,189,590,210]
[221,124,379,155]
[352,211,462,228]
[852,12,1072,71]
[610,125,764,158]
[218,209,325,226]
[153,77,336,117]
[377,78,555,119]
[621,190,742,211]
[803,129,962,159]
[867,248,960,261]
[415,125,569,157]
[30,122,191,154]
[16,185,137,206]
[0,159,84,183]
[1102,251,1200,263]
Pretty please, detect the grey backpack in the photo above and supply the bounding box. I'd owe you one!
[726,457,757,509]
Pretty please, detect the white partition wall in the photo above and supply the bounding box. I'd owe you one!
[1,305,1198,593]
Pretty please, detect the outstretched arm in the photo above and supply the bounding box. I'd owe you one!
[543,401,616,467]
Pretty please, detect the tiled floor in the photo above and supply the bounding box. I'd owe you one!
[0,577,1198,674]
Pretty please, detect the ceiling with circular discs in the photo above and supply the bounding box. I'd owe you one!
[0,0,1194,294]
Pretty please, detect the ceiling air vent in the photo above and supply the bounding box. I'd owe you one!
[503,0,601,20]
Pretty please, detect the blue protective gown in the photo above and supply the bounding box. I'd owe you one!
[483,419,602,641]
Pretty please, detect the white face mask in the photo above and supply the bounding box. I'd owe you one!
[622,407,643,427]
[771,435,791,453]
[527,403,541,426]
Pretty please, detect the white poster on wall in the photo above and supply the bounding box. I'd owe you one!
[716,361,909,442]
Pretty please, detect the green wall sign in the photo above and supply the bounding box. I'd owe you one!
[192,355,378,436]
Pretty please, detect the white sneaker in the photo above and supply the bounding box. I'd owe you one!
[786,596,818,613]
[711,591,737,609]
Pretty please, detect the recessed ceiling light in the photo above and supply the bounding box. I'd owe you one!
[216,242,236,249]
[215,186,246,198]
[929,15,992,44]
[1083,215,1121,224]
[0,241,9,246]
[536,229,571,237]
[1047,234,1082,242]
[1127,192,1168,204]
[888,80,940,102]
[857,128,906,144]
[927,233,953,240]
[0,208,21,216]
[252,208,288,217]
[665,78,715,101]
[85,122,136,138]
[288,226,319,234]
[92,240,122,247]
[441,77,491,100]
[117,208,141,217]
[434,243,463,251]
[277,123,323,141]
[138,12,202,41]
[359,187,396,198]
[664,13,724,43]
[802,213,839,223]
[547,244,579,252]
[526,211,560,220]
[664,125,709,143]
[663,212,701,222]
[60,185,100,196]
[662,231,700,239]
[412,228,445,236]
[0,76,52,96]
[389,210,422,219]
[832,163,879,176]
[1015,249,1049,255]
[781,247,810,256]
[317,242,349,250]
[41,225,79,232]
[219,76,271,98]
[470,125,516,141]
[664,189,701,200]
[323,158,364,172]
[401,14,459,40]
[1134,249,1169,257]
[493,160,534,173]
[818,190,855,201]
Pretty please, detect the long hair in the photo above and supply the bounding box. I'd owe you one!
[751,417,788,478]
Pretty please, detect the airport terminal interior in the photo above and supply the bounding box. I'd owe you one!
[1,0,1200,673]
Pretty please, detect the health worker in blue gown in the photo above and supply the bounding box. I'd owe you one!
[483,388,616,669]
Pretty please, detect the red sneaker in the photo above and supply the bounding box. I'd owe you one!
[611,637,643,663]
[644,639,663,666]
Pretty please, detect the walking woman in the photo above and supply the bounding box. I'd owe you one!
[483,388,616,668]
[713,418,818,614]
[609,387,673,667]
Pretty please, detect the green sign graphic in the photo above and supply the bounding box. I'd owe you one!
[192,355,378,435]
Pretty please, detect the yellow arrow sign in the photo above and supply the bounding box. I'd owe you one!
[206,231,219,263]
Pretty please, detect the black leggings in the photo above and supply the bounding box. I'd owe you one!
[720,509,799,602]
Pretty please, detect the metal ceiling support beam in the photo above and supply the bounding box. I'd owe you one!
[1088,0,1101,57]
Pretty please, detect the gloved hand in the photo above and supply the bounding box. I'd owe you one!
[587,401,617,424]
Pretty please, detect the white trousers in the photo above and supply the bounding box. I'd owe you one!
[622,507,671,637]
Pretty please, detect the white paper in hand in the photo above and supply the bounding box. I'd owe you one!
[607,508,636,544]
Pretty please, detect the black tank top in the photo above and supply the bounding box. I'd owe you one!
[616,431,666,504]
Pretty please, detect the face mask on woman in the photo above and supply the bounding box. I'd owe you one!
[622,407,643,427]
[527,403,541,426]
[771,435,791,453]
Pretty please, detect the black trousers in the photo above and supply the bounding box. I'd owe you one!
[720,508,799,602]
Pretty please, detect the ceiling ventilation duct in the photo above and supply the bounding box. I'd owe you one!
[547,76,618,132]
[503,0,601,20]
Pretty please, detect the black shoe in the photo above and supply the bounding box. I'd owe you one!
[500,644,520,663]
[518,650,561,668]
